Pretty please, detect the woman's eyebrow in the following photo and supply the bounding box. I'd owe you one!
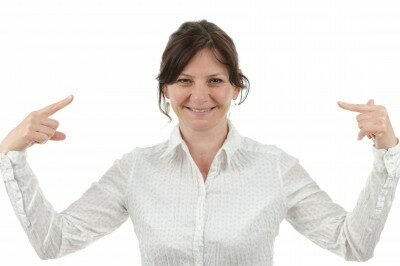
[180,73,224,77]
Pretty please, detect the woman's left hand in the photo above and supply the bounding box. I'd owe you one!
[337,99,399,150]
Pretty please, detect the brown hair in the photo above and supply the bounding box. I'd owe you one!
[156,19,250,123]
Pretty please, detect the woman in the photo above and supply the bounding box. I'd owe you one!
[0,19,399,265]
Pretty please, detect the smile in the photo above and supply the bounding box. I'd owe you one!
[185,106,216,114]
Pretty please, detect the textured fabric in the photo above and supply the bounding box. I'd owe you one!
[1,118,400,265]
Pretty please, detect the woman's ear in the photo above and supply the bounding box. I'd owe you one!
[232,86,240,100]
[162,85,169,99]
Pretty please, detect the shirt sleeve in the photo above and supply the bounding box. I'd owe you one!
[279,139,400,262]
[0,148,137,260]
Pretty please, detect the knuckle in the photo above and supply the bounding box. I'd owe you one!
[29,110,38,117]
[40,134,47,142]
[27,115,35,123]
[30,111,41,119]
[28,116,39,126]
[379,106,387,114]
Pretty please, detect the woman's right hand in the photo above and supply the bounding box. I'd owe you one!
[0,95,74,154]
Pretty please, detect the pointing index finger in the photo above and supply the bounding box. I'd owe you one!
[37,95,74,116]
[337,101,375,113]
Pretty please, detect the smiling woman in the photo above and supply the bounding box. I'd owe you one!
[163,48,239,132]
[156,19,250,124]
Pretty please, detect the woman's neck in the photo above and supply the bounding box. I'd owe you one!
[179,120,229,160]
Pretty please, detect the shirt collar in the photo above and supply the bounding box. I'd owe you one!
[160,118,242,163]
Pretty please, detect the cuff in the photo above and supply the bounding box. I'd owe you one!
[372,138,400,179]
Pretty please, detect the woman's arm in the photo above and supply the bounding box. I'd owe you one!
[279,141,400,261]
[0,148,138,260]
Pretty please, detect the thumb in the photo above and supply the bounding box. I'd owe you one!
[367,99,374,105]
[50,132,66,141]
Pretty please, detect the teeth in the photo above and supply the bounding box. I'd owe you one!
[189,107,213,113]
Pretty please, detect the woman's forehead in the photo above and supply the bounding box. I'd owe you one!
[175,48,229,78]
[179,72,227,77]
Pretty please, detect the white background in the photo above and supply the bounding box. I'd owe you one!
[1,0,400,265]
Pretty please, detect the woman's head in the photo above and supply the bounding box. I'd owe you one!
[156,19,250,129]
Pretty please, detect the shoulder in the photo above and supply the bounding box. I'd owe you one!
[240,136,286,156]
[240,136,299,166]
[126,139,169,161]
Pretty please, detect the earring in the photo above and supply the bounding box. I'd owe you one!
[164,98,170,112]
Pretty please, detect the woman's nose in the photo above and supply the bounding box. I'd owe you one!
[191,84,209,101]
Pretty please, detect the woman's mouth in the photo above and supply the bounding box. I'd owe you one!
[185,106,216,114]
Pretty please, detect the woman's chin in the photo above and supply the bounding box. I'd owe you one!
[180,116,226,132]
[185,120,212,131]
[176,107,228,130]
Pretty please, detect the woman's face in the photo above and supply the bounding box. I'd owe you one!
[163,48,240,132]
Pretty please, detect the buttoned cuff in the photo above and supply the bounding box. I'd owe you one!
[372,138,400,178]
[371,139,400,218]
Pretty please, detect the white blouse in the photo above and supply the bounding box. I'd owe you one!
[1,118,400,266]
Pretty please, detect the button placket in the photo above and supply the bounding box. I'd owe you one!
[181,143,223,264]
[182,143,206,265]
[193,171,206,265]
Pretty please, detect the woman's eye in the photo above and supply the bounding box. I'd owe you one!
[177,79,191,84]
[210,78,222,83]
